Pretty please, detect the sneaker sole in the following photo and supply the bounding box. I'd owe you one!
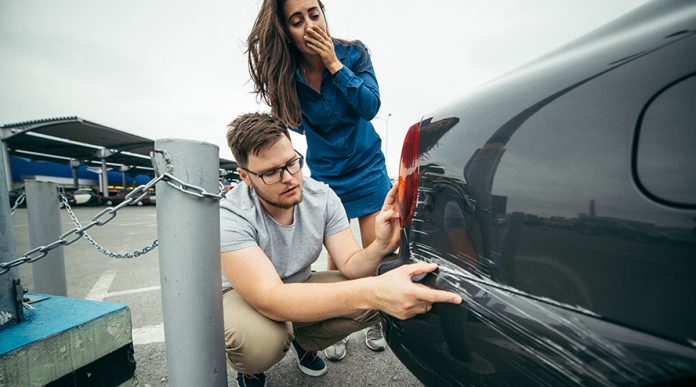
[365,338,387,352]
[297,361,328,377]
[324,349,346,362]
[236,379,267,387]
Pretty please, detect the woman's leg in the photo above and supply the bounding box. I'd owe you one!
[327,210,379,269]
[357,210,379,248]
[357,210,388,351]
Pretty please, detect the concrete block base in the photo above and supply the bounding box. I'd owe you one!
[0,294,135,386]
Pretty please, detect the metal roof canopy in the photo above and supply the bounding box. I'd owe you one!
[1,116,237,179]
[2,116,156,171]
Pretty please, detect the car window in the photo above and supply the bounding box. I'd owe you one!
[634,74,696,207]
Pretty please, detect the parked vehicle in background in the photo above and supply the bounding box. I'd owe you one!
[63,187,102,206]
[7,188,25,208]
[380,1,696,385]
[101,191,156,206]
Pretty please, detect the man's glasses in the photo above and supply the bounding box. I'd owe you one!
[241,151,304,185]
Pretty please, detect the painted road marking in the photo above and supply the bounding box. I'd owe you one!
[132,323,165,345]
[85,269,117,301]
[105,286,161,298]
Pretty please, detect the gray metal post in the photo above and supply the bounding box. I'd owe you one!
[155,139,227,386]
[70,159,81,189]
[100,158,109,197]
[120,165,129,191]
[25,181,67,296]
[1,139,12,191]
[0,151,20,328]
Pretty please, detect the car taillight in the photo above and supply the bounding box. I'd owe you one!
[398,121,421,228]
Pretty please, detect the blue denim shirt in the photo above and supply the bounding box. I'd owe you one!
[292,40,390,218]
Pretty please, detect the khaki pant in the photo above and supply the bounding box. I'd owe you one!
[223,271,382,374]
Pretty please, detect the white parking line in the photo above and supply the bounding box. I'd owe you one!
[116,222,155,227]
[132,323,165,345]
[85,269,117,301]
[105,286,161,298]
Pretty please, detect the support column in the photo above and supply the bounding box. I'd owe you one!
[154,139,227,386]
[25,181,67,296]
[120,166,129,191]
[1,138,12,191]
[0,150,20,328]
[70,159,80,189]
[100,159,109,197]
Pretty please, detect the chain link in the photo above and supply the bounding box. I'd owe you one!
[150,149,226,201]
[1,150,227,276]
[10,191,26,217]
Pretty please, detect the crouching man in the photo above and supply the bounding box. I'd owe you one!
[220,112,462,386]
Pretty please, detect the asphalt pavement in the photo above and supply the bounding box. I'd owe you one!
[11,205,422,386]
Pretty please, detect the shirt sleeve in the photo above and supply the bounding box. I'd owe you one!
[220,208,259,253]
[331,43,381,121]
[325,188,350,236]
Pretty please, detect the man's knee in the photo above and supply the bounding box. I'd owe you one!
[225,321,291,374]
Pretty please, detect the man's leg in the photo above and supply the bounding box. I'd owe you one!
[223,288,292,375]
[293,271,382,352]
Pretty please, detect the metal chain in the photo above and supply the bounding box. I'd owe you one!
[1,150,226,276]
[150,149,227,201]
[0,175,166,275]
[10,191,26,217]
[60,192,160,259]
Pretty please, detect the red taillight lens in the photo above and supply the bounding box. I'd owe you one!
[398,121,421,228]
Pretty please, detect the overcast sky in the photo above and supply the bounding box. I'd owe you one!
[0,0,649,176]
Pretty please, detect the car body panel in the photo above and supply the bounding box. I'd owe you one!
[380,1,696,385]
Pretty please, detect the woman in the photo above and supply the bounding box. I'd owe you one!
[247,0,391,361]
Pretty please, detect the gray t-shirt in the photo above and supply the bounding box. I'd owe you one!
[219,176,349,288]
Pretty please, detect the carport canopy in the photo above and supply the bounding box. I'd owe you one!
[1,116,237,176]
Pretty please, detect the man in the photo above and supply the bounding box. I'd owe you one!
[220,112,462,387]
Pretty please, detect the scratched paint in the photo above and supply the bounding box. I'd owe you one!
[414,243,695,384]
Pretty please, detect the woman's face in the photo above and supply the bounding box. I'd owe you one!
[282,0,328,57]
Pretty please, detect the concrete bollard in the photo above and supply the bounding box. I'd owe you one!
[25,181,67,296]
[0,153,20,328]
[154,139,227,386]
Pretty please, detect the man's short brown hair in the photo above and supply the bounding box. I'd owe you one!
[226,112,291,167]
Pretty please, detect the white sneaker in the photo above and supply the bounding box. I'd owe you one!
[364,324,387,351]
[323,336,348,361]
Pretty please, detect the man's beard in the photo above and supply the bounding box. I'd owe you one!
[251,181,303,209]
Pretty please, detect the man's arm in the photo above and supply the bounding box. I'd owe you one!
[326,184,400,279]
[222,246,461,322]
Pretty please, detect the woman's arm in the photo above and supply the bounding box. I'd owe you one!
[305,26,381,120]
[331,53,381,120]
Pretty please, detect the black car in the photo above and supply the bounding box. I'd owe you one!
[380,1,696,385]
[62,187,103,207]
[8,188,25,208]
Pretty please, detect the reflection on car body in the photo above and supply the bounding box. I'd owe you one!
[379,1,696,385]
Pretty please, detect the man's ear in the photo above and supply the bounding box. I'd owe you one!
[237,167,252,186]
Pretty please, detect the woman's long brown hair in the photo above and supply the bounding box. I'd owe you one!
[247,0,303,127]
[246,0,366,128]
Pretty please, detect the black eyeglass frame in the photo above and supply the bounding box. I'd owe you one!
[240,150,304,185]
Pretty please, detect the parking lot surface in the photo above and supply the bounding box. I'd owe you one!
[11,206,422,386]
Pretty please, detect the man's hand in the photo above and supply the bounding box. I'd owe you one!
[370,262,462,320]
[305,25,343,74]
[373,184,401,254]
